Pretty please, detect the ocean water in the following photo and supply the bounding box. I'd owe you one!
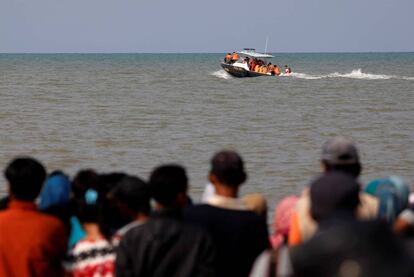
[0,53,414,208]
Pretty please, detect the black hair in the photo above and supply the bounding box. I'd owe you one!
[72,169,99,200]
[210,151,247,187]
[110,175,151,215]
[322,161,362,178]
[310,173,360,222]
[149,164,188,207]
[98,172,128,193]
[5,157,46,201]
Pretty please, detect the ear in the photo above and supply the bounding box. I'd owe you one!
[320,160,328,172]
[209,173,218,185]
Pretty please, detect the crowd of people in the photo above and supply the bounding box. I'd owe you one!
[224,52,292,75]
[1,136,414,277]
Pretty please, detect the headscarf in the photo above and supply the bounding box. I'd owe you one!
[39,173,71,210]
[270,195,298,249]
[364,176,409,223]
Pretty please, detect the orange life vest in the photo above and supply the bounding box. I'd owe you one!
[274,67,281,76]
[231,53,240,61]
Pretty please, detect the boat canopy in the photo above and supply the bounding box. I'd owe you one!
[238,48,274,58]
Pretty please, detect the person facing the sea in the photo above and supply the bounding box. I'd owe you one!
[288,136,379,246]
[291,173,414,277]
[109,175,151,246]
[116,164,215,277]
[184,150,269,277]
[0,157,68,277]
[64,169,115,277]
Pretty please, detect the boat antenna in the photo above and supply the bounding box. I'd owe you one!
[264,35,269,54]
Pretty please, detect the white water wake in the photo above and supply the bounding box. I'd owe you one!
[291,69,414,81]
[211,69,233,80]
[211,68,414,81]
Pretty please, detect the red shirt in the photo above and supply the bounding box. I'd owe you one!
[0,200,68,277]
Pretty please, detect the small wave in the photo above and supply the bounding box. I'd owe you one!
[290,72,323,80]
[328,69,391,80]
[291,69,414,81]
[211,69,233,80]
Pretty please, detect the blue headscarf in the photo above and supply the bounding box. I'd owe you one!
[364,176,409,223]
[39,173,71,210]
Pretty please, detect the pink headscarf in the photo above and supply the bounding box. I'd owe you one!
[270,195,298,249]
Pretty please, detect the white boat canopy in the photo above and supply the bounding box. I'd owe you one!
[237,48,274,58]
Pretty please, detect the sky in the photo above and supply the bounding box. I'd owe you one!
[1,0,413,53]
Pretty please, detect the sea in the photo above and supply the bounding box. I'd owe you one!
[0,53,414,208]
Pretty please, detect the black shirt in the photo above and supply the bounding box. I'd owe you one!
[184,204,270,277]
[116,209,215,277]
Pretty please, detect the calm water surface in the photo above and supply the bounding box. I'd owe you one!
[0,53,414,208]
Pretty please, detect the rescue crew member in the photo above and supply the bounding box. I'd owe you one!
[224,53,232,63]
[268,63,275,74]
[274,65,281,76]
[231,52,240,63]
[284,65,292,74]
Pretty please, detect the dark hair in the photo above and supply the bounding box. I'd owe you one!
[149,164,188,207]
[310,173,360,222]
[5,157,46,201]
[210,151,247,187]
[322,161,362,178]
[110,175,151,215]
[98,172,128,193]
[72,169,99,199]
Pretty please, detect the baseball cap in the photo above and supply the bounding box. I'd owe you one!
[321,136,359,165]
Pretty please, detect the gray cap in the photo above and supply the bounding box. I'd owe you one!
[321,136,359,165]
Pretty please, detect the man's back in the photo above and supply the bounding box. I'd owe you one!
[0,200,67,277]
[184,204,269,277]
[116,210,215,277]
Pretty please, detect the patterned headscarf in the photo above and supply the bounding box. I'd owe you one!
[270,195,298,249]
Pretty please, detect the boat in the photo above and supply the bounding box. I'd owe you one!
[221,48,278,78]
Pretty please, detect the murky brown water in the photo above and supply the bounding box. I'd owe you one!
[1,53,414,211]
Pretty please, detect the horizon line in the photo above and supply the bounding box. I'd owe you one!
[1,51,414,55]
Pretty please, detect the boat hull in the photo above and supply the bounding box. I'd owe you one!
[221,63,268,78]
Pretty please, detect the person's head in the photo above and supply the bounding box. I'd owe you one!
[39,171,71,210]
[72,169,99,200]
[110,175,151,218]
[321,136,362,178]
[149,164,188,208]
[5,157,47,202]
[209,150,247,189]
[284,65,288,68]
[98,172,128,194]
[310,172,360,222]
